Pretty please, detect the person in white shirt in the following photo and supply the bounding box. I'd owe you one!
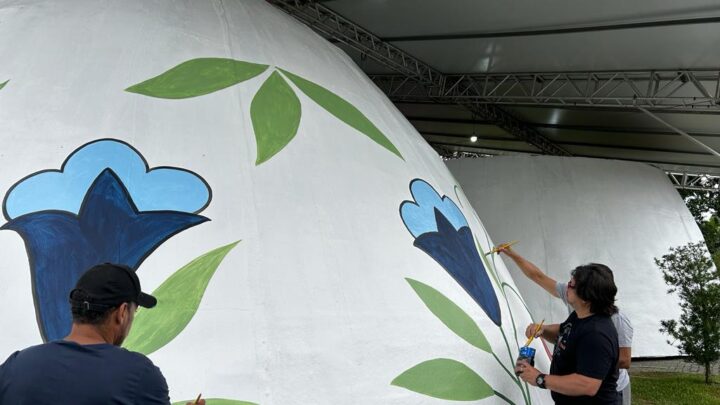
[500,247,633,405]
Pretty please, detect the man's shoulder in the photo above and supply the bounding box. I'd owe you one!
[118,348,169,397]
[611,309,634,346]
[11,341,60,359]
[612,309,632,323]
[17,341,157,369]
[611,310,633,330]
[110,346,161,371]
[116,348,166,379]
[555,282,569,306]
[17,341,55,352]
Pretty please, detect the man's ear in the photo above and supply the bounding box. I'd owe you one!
[115,302,129,324]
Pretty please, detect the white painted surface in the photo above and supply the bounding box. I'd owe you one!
[447,155,704,357]
[0,1,551,403]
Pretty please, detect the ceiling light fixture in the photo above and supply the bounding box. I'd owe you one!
[470,136,478,143]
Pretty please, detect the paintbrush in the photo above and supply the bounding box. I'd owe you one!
[524,319,544,347]
[193,393,202,405]
[485,240,519,256]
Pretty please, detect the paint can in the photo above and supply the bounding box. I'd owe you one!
[515,346,536,375]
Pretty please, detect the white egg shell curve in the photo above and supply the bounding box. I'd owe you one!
[0,1,551,404]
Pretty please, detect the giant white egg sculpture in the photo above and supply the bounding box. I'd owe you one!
[0,1,551,403]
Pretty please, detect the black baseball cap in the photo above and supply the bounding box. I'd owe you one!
[69,263,157,312]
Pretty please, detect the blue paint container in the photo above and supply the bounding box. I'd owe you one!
[515,346,536,375]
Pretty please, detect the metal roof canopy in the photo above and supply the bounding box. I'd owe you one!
[267,0,720,191]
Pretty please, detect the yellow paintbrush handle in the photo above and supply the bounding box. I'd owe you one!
[490,240,518,254]
[524,320,544,347]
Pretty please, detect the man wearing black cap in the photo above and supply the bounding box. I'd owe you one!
[0,263,205,405]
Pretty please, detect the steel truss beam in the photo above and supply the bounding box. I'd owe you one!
[667,172,720,192]
[371,69,720,112]
[432,145,494,160]
[265,0,571,156]
[268,0,720,188]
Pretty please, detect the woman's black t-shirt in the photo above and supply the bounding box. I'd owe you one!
[550,312,619,404]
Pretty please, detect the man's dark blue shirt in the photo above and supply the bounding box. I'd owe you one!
[0,340,169,404]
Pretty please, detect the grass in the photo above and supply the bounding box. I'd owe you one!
[632,372,720,404]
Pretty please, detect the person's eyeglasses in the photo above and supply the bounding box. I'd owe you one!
[568,281,576,289]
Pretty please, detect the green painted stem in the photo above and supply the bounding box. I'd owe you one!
[477,235,520,354]
[502,282,535,321]
[522,376,532,405]
[495,276,532,404]
[500,327,529,405]
[475,230,532,404]
[501,282,536,405]
[494,390,517,405]
[488,258,520,353]
[499,324,515,368]
[500,298,533,405]
[523,378,533,404]
[506,297,521,352]
[493,352,525,393]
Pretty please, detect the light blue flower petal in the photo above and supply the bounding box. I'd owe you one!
[3,139,211,219]
[400,179,468,238]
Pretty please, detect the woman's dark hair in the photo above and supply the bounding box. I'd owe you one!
[571,263,618,316]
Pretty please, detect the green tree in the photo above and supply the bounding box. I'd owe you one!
[655,242,720,384]
[678,189,720,265]
[700,216,720,265]
[678,189,720,224]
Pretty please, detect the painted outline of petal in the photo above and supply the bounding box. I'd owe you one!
[399,179,468,238]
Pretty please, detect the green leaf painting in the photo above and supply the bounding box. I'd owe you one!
[171,399,258,405]
[251,71,301,165]
[0,80,8,91]
[280,68,403,159]
[126,58,403,164]
[406,278,491,353]
[392,358,494,401]
[123,241,240,355]
[126,58,268,99]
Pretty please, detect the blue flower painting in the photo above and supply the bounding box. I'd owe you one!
[399,179,501,326]
[2,139,212,341]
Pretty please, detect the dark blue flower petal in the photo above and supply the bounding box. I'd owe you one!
[2,169,208,341]
[3,212,96,341]
[78,169,208,266]
[413,208,501,326]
